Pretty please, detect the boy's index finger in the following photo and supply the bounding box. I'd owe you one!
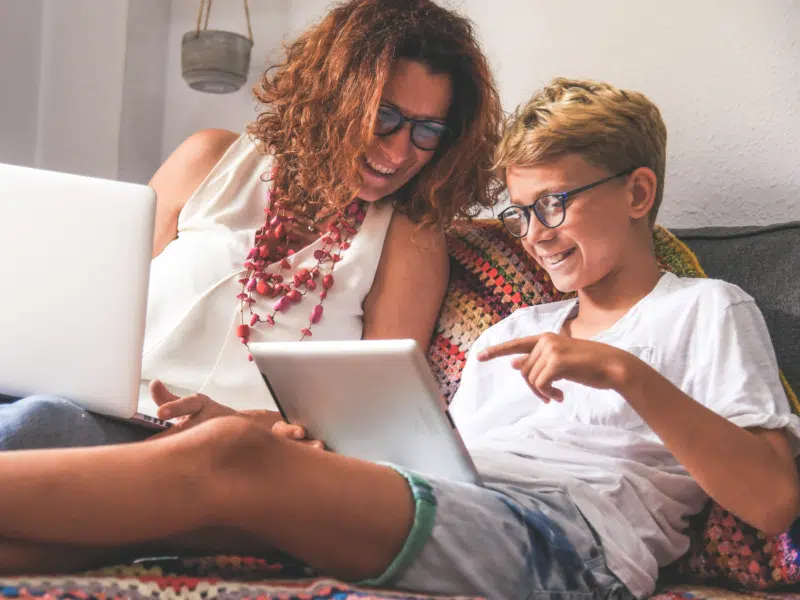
[477,335,540,361]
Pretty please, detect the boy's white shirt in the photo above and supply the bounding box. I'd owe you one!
[450,272,800,598]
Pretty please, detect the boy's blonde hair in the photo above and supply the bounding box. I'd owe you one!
[494,78,668,225]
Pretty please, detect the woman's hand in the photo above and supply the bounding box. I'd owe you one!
[150,380,238,436]
[150,380,324,451]
[271,421,325,451]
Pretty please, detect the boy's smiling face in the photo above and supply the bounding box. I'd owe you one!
[506,154,645,293]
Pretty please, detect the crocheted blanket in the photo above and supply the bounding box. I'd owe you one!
[1,220,798,600]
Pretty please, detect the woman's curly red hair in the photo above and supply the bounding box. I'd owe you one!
[248,0,502,228]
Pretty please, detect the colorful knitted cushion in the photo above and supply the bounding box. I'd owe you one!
[429,219,800,590]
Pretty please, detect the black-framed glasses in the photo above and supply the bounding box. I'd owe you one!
[498,167,637,236]
[374,103,449,151]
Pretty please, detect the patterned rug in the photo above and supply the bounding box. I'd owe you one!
[0,555,484,599]
[652,586,800,600]
[0,577,477,600]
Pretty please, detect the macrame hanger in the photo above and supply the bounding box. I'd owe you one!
[243,0,253,42]
[194,0,253,42]
[194,0,209,36]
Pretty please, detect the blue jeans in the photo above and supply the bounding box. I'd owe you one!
[0,395,151,450]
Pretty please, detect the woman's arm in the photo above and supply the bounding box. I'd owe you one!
[148,129,240,258]
[361,211,450,350]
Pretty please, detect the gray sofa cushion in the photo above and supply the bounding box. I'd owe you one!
[673,222,799,395]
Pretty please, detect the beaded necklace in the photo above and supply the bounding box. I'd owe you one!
[235,179,366,360]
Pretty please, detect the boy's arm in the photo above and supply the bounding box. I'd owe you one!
[619,360,799,536]
[480,328,800,537]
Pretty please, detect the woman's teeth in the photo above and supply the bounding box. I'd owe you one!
[366,156,397,175]
[542,248,575,266]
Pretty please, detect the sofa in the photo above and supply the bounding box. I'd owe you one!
[0,220,798,600]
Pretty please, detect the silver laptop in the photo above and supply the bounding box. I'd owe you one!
[252,339,481,485]
[0,163,169,430]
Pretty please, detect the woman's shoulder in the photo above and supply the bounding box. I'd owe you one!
[152,129,241,189]
[171,129,242,171]
[386,209,445,246]
[379,208,448,271]
[149,130,245,256]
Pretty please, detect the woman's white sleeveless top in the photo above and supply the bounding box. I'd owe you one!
[138,134,394,412]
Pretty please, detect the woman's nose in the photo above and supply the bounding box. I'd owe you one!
[378,124,414,162]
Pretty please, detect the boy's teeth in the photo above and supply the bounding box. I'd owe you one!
[543,250,572,265]
[366,157,397,175]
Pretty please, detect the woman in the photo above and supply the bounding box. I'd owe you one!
[0,2,512,590]
[0,0,501,449]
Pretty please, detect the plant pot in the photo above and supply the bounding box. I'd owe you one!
[181,29,253,94]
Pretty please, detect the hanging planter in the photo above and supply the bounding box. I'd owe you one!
[181,0,254,94]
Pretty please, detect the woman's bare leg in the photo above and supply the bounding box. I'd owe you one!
[0,417,414,580]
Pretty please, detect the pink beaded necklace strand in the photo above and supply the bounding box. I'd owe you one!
[236,180,367,360]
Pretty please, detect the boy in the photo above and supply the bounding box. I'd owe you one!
[0,79,797,600]
[447,77,800,597]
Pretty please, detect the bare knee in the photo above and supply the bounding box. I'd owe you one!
[170,414,269,452]
[185,416,279,508]
[200,415,274,458]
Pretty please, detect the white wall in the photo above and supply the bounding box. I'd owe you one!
[286,0,332,36]
[0,0,43,168]
[118,0,171,185]
[0,0,169,182]
[2,0,797,227]
[160,0,338,160]
[160,0,799,227]
[160,0,289,159]
[457,0,800,227]
[35,0,130,180]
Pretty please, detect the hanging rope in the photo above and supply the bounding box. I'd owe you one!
[194,0,205,36]
[244,0,253,42]
[204,0,213,30]
[195,0,252,41]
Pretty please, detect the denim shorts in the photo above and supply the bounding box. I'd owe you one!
[363,467,634,600]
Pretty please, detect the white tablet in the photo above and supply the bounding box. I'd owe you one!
[250,339,481,485]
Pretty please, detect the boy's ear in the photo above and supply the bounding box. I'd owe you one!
[628,167,657,221]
